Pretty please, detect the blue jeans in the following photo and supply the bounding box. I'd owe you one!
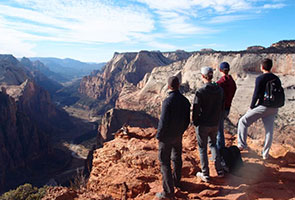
[238,105,278,158]
[195,126,222,176]
[158,137,182,196]
[217,109,230,150]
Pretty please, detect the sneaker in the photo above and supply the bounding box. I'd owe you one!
[196,172,210,182]
[155,192,175,200]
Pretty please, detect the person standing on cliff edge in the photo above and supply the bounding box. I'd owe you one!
[237,58,284,160]
[193,67,225,182]
[155,76,191,200]
[216,62,237,150]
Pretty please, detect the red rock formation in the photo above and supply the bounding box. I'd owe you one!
[98,108,158,142]
[44,126,295,199]
[79,51,172,114]
[0,55,74,193]
[0,90,49,192]
[247,45,265,51]
[271,40,295,48]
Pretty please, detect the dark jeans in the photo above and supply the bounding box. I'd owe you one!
[217,109,230,150]
[196,126,222,176]
[158,137,182,196]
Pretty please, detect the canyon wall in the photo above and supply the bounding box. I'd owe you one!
[0,55,73,192]
[78,41,295,146]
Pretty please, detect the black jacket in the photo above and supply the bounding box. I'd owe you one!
[156,90,191,142]
[192,82,224,127]
[250,72,281,109]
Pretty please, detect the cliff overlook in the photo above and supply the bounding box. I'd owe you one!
[43,126,295,200]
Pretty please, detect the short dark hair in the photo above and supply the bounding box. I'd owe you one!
[261,58,273,71]
[168,76,180,90]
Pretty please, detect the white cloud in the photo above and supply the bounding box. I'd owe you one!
[0,19,36,57]
[0,0,154,44]
[137,0,252,12]
[156,11,216,35]
[208,15,252,24]
[263,3,285,9]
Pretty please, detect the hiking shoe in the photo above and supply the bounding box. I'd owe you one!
[155,192,175,200]
[196,172,210,182]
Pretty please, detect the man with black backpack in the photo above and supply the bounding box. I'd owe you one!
[237,58,285,160]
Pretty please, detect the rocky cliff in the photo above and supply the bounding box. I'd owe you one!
[0,88,49,192]
[43,126,295,200]
[79,41,295,117]
[42,41,295,199]
[0,55,74,192]
[116,50,295,148]
[79,51,175,114]
[98,108,158,143]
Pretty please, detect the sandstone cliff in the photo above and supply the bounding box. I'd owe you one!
[116,51,295,147]
[42,41,295,199]
[98,108,158,143]
[43,126,295,200]
[0,89,49,192]
[0,55,74,192]
[79,41,295,119]
[79,51,175,114]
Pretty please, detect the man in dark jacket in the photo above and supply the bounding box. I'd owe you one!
[216,62,237,149]
[156,76,191,200]
[237,58,282,160]
[193,67,224,182]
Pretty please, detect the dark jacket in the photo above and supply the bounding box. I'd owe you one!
[217,75,237,110]
[250,73,281,109]
[156,90,191,142]
[192,82,224,127]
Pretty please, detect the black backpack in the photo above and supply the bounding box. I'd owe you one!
[263,78,285,108]
[220,146,243,173]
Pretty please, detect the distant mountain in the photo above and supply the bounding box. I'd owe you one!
[29,57,106,82]
[20,57,63,95]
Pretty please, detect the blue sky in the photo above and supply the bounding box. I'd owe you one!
[0,0,294,62]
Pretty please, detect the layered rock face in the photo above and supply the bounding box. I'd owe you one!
[43,126,295,200]
[79,51,174,114]
[0,55,73,192]
[0,87,49,192]
[116,51,295,117]
[115,43,295,147]
[78,41,295,146]
[98,108,158,142]
[43,41,295,199]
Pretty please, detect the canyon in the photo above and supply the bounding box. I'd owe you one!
[1,40,295,199]
[0,55,93,193]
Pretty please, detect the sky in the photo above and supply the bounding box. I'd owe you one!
[0,0,294,63]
